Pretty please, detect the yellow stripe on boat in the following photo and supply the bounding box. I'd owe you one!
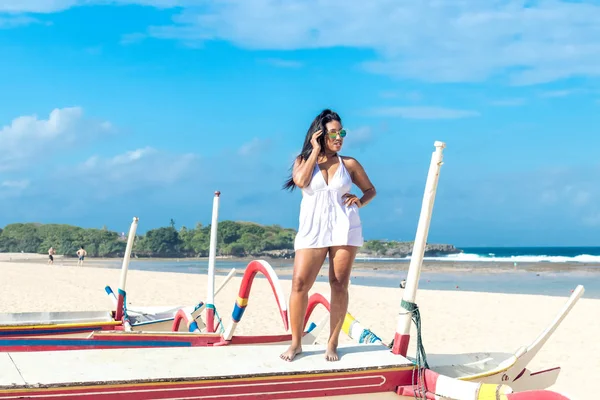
[341,313,356,335]
[477,383,511,399]
[236,297,248,307]
[460,355,518,381]
[0,320,121,331]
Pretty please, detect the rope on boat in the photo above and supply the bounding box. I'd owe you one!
[400,299,429,369]
[401,299,429,399]
[359,329,382,344]
[207,304,225,334]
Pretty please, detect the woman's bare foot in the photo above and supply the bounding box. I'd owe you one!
[325,342,339,361]
[280,344,302,362]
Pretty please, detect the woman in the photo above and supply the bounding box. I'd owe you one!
[280,109,376,362]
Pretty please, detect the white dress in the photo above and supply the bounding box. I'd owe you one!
[294,156,364,250]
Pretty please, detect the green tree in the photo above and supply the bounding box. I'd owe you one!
[136,227,183,257]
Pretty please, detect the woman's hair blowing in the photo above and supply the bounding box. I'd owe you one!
[282,109,341,191]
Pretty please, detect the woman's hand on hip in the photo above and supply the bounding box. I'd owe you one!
[342,193,362,208]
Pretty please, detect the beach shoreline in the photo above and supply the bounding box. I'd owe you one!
[5,252,600,300]
[7,252,600,273]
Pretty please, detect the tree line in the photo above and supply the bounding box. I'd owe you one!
[0,221,460,259]
[0,220,297,258]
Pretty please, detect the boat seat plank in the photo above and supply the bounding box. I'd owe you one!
[1,343,413,388]
[0,311,114,325]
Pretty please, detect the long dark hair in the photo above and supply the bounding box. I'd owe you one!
[282,109,342,191]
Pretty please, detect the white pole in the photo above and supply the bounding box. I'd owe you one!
[392,141,445,356]
[215,267,236,297]
[115,216,139,321]
[206,191,221,333]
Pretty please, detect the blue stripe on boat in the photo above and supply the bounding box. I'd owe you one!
[231,303,245,323]
[0,338,192,348]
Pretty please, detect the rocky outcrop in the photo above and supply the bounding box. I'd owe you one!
[360,241,462,258]
[259,249,295,259]
[258,242,461,259]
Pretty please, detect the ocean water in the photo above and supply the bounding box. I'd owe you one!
[94,246,600,299]
[430,246,600,264]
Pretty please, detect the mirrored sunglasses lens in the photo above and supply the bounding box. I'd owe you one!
[328,130,346,138]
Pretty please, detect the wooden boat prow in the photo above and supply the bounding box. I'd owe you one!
[426,284,584,391]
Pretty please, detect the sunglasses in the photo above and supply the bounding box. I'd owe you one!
[327,129,347,139]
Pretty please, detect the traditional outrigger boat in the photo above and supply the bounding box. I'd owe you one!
[0,257,333,351]
[0,192,335,349]
[0,141,580,399]
[0,193,237,338]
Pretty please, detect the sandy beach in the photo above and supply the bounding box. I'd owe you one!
[0,252,598,399]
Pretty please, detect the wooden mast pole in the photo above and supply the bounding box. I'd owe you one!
[392,141,446,356]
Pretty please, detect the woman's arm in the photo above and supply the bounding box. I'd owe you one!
[292,130,323,188]
[292,149,320,188]
[343,157,376,207]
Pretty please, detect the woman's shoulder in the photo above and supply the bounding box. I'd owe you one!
[340,156,362,168]
[340,156,367,178]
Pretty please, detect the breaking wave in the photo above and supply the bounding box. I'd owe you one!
[422,253,600,263]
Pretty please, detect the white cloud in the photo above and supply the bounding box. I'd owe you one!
[73,147,198,198]
[0,0,78,13]
[5,1,600,85]
[0,0,184,13]
[85,46,103,55]
[238,138,272,156]
[120,32,147,45]
[540,190,558,205]
[0,15,39,28]
[348,126,372,143]
[1,180,29,190]
[141,0,600,86]
[82,147,159,168]
[379,91,399,99]
[582,212,600,227]
[572,190,591,207]
[533,172,600,227]
[259,58,303,69]
[0,107,112,171]
[0,180,30,199]
[342,126,374,152]
[490,98,526,107]
[109,147,157,165]
[370,106,479,120]
[379,91,423,102]
[539,89,578,98]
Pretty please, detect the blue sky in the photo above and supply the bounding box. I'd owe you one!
[1,1,600,247]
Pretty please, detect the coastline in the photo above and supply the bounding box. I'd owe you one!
[9,252,600,273]
[6,252,600,299]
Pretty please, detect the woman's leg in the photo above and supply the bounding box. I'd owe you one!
[280,247,329,361]
[326,245,358,361]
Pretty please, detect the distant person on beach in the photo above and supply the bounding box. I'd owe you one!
[280,109,376,362]
[48,247,55,265]
[76,246,87,266]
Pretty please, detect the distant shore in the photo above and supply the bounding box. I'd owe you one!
[7,252,600,274]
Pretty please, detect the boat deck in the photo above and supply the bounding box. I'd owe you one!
[0,343,413,388]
